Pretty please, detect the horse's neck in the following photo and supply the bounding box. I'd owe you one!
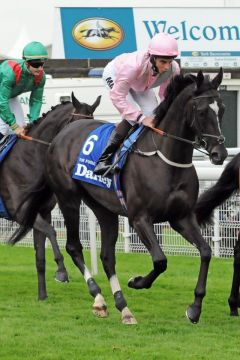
[154,97,194,163]
[29,104,72,141]
[160,97,187,134]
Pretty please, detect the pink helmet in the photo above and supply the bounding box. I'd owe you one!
[148,33,178,57]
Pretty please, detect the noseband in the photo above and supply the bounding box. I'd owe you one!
[191,94,225,148]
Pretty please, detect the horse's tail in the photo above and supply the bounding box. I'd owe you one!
[7,182,53,245]
[8,225,31,245]
[195,153,240,226]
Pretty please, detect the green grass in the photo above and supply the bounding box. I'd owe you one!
[0,244,239,360]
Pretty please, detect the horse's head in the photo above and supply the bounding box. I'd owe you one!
[25,93,101,142]
[186,68,228,165]
[71,92,101,120]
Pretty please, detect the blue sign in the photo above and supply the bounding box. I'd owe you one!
[60,8,137,59]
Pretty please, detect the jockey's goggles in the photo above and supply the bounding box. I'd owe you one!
[28,60,45,68]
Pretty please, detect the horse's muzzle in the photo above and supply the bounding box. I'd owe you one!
[210,145,228,165]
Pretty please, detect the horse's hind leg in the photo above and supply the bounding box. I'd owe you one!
[170,215,212,324]
[33,213,69,283]
[228,230,240,316]
[32,226,47,300]
[57,197,108,318]
[92,205,137,324]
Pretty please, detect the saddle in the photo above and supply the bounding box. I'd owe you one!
[0,135,17,162]
[0,135,13,151]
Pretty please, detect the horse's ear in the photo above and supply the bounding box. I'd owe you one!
[211,67,223,89]
[91,95,101,112]
[71,91,82,109]
[185,73,197,82]
[196,70,204,89]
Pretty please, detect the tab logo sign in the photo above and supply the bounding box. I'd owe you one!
[72,17,124,50]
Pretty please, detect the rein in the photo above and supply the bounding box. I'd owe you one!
[149,126,195,146]
[71,113,94,118]
[133,92,226,167]
[19,111,85,146]
[149,93,225,155]
[149,126,215,156]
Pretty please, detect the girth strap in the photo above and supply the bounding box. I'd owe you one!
[134,149,193,168]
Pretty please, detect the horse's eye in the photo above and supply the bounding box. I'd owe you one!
[197,109,206,117]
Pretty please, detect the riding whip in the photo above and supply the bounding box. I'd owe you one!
[19,134,51,146]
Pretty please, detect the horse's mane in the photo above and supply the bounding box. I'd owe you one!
[154,72,196,125]
[25,101,72,132]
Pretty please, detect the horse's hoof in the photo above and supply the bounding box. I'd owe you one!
[128,276,144,289]
[230,309,239,316]
[121,307,137,325]
[237,296,240,308]
[122,315,138,325]
[128,276,151,289]
[38,294,48,301]
[185,304,201,324]
[55,270,69,283]
[92,305,108,318]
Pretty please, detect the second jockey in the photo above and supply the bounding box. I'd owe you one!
[0,41,48,139]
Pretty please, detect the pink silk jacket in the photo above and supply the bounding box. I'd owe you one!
[109,51,180,121]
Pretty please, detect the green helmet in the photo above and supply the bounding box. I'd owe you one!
[22,41,48,61]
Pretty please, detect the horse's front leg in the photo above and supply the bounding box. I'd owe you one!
[128,215,167,290]
[34,213,69,283]
[170,214,212,324]
[228,230,240,316]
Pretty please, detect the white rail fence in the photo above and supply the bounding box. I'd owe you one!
[0,189,238,258]
[0,149,239,266]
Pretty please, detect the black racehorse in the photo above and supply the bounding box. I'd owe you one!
[195,152,240,316]
[12,69,227,324]
[1,93,101,300]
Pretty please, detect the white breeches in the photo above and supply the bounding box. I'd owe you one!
[103,61,158,124]
[0,97,26,135]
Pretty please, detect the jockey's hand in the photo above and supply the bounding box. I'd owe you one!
[142,116,155,128]
[15,126,26,137]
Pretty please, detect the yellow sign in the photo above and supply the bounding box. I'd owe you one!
[72,18,124,50]
[192,51,200,57]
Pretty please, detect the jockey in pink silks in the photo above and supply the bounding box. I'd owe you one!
[94,32,180,175]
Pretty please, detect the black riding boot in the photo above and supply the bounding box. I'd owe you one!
[94,120,132,176]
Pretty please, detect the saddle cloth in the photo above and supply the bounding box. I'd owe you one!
[0,135,18,219]
[72,124,144,211]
